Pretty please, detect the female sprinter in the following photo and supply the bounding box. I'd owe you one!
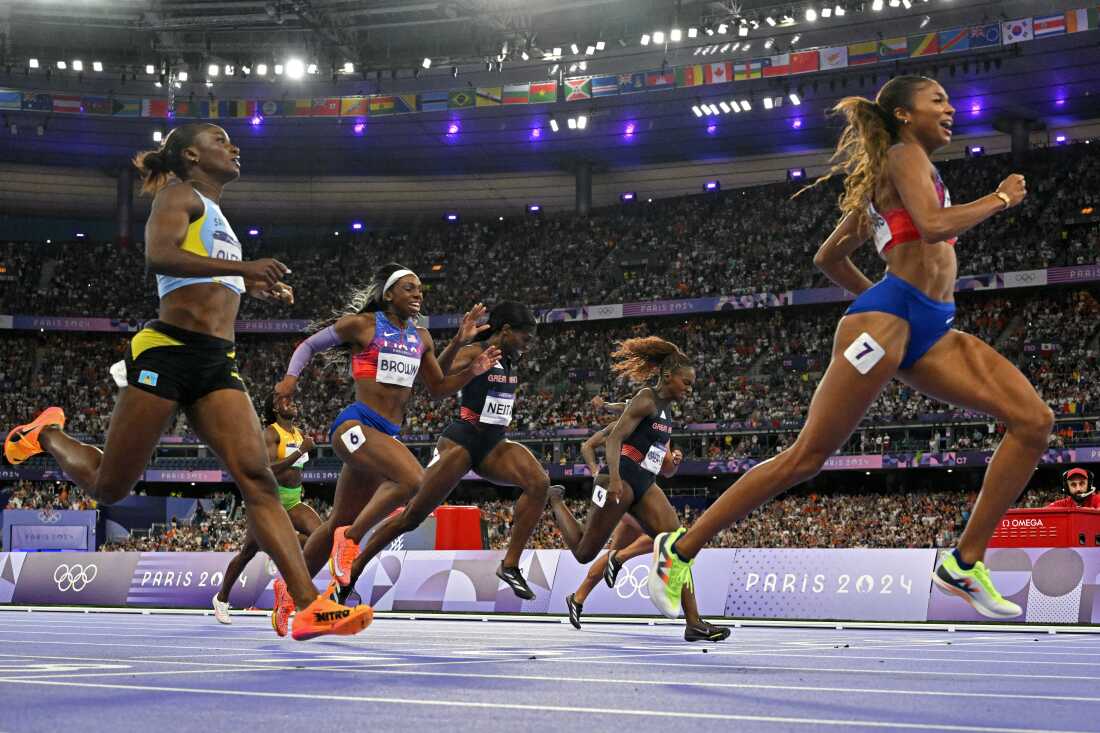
[648,76,1045,620]
[272,263,497,632]
[4,123,369,640]
[212,392,321,623]
[332,302,552,601]
[549,337,728,641]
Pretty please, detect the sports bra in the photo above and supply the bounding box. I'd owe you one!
[868,167,957,259]
[156,190,246,298]
[350,311,425,387]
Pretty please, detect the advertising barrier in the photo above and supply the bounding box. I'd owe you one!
[4,548,1099,624]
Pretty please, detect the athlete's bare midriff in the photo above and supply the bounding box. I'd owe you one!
[158,283,241,340]
[884,241,958,302]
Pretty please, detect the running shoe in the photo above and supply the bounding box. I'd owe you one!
[684,621,731,643]
[566,593,583,629]
[329,524,358,588]
[212,594,232,625]
[548,484,565,502]
[271,578,294,637]
[5,407,65,466]
[290,591,373,641]
[648,528,692,619]
[932,550,1023,619]
[603,550,623,588]
[496,563,535,600]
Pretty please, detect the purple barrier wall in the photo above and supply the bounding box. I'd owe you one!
[3,548,1099,624]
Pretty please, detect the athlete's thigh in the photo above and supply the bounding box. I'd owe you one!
[289,502,323,535]
[579,484,635,551]
[630,486,680,536]
[897,330,1045,422]
[96,386,178,488]
[331,465,382,526]
[609,514,645,550]
[793,312,909,453]
[332,419,423,489]
[477,440,544,487]
[185,389,269,477]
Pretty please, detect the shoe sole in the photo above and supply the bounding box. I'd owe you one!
[293,606,374,642]
[648,533,680,619]
[931,571,1021,619]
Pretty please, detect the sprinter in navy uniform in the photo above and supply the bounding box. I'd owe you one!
[548,336,728,640]
[337,302,554,601]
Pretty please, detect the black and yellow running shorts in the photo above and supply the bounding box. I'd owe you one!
[125,320,246,405]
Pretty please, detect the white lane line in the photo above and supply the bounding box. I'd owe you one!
[0,678,1088,733]
[540,657,1100,681]
[9,665,1100,705]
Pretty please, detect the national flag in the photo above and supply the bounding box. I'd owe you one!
[52,94,81,114]
[418,90,449,111]
[259,100,291,117]
[819,46,848,70]
[908,33,939,57]
[1033,13,1066,37]
[565,77,592,101]
[529,81,557,103]
[703,62,731,85]
[141,98,170,118]
[502,84,530,104]
[292,99,312,116]
[790,51,819,74]
[448,90,475,109]
[848,40,879,66]
[0,89,23,110]
[218,100,248,118]
[676,65,704,87]
[878,37,908,60]
[112,98,141,116]
[591,75,618,97]
[340,96,368,116]
[370,96,397,115]
[763,54,789,78]
[311,98,340,116]
[938,27,970,53]
[475,87,502,106]
[644,70,676,90]
[618,72,646,94]
[394,94,417,114]
[20,92,52,111]
[733,60,763,80]
[1066,8,1099,32]
[83,97,112,115]
[1002,18,1034,44]
[968,24,1001,48]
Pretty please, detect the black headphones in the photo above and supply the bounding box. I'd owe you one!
[1062,468,1096,500]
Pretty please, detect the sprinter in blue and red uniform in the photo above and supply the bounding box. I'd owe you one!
[334,302,553,601]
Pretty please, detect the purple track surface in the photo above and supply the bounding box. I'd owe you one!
[0,611,1098,732]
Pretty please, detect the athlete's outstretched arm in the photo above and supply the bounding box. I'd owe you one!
[416,331,500,399]
[888,142,1025,242]
[266,425,313,474]
[276,314,370,397]
[813,212,874,295]
[435,304,490,375]
[581,424,614,476]
[144,183,288,286]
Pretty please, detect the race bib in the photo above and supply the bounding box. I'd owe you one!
[640,443,668,474]
[377,351,420,387]
[480,391,514,426]
[210,235,246,292]
[868,205,892,253]
[286,443,309,469]
[592,485,607,508]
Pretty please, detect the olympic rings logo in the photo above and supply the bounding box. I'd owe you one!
[615,564,651,600]
[53,563,98,592]
[37,510,60,524]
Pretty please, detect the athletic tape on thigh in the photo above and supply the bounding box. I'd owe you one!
[340,424,367,453]
[843,331,886,375]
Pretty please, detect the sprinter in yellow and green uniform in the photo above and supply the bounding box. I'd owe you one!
[212,391,322,624]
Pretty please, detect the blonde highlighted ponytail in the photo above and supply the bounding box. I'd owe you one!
[611,337,691,383]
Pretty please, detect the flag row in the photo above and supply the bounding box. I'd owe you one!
[0,10,1094,119]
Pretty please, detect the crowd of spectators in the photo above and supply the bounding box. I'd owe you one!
[1,143,1096,322]
[0,480,95,511]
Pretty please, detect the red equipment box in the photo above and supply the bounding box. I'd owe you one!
[989,507,1100,547]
